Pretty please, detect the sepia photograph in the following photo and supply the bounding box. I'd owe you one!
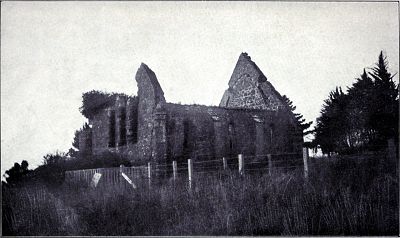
[1,1,399,236]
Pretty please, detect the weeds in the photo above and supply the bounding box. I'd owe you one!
[2,155,398,236]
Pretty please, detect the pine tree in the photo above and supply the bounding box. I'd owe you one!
[346,69,376,149]
[314,87,349,155]
[368,51,398,146]
[282,95,313,137]
[313,51,398,155]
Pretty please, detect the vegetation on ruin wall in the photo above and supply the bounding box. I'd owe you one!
[2,154,398,236]
[79,90,136,119]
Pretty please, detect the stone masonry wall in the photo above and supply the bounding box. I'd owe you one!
[78,127,92,155]
[220,53,286,111]
[164,103,301,164]
[135,63,166,162]
[83,53,303,165]
[90,109,111,155]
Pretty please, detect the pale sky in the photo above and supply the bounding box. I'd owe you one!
[1,2,399,176]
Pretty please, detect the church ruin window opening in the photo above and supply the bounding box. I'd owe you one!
[127,100,139,145]
[269,123,275,150]
[228,122,234,155]
[108,110,116,147]
[131,107,139,144]
[119,107,127,146]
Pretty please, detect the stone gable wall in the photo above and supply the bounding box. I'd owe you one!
[220,53,286,111]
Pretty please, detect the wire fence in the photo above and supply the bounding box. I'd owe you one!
[64,150,308,187]
[64,146,397,189]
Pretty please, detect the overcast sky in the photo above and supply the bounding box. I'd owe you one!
[1,2,398,176]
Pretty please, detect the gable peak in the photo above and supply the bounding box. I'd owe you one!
[239,52,251,61]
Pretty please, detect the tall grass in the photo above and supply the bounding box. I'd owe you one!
[2,154,398,236]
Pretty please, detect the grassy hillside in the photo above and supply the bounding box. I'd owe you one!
[2,154,398,236]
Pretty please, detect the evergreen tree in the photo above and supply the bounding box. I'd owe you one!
[313,51,398,155]
[346,69,376,149]
[368,51,398,146]
[282,95,313,137]
[314,87,349,155]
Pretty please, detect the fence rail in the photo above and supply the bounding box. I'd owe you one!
[65,166,148,188]
[63,140,397,191]
[64,149,310,188]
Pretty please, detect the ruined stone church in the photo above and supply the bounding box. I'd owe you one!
[78,53,303,164]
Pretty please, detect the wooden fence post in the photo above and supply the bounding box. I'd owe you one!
[173,161,178,181]
[147,162,152,189]
[223,157,227,170]
[267,154,272,176]
[188,159,193,189]
[303,147,309,179]
[147,162,152,179]
[238,154,244,175]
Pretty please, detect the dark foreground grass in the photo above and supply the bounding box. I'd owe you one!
[2,155,398,236]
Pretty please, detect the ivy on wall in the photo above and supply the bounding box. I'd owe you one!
[79,90,136,119]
